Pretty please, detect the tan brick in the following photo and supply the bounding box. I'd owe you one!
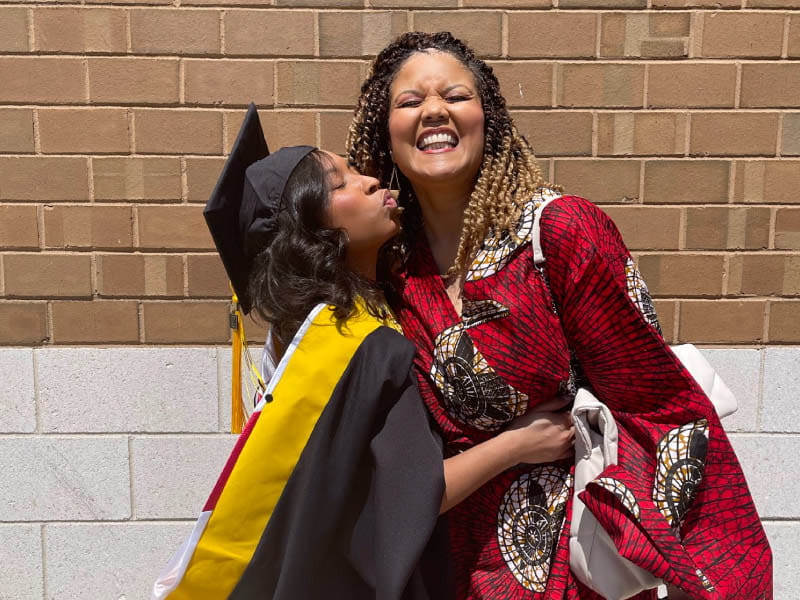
[784,114,800,156]
[598,113,686,157]
[243,313,268,345]
[0,205,39,249]
[97,254,184,297]
[187,254,229,297]
[184,0,275,5]
[276,61,364,107]
[413,11,503,57]
[789,17,800,57]
[638,254,724,297]
[319,112,353,156]
[747,0,800,7]
[0,57,85,104]
[562,0,644,7]
[775,208,800,250]
[0,157,89,202]
[653,299,676,342]
[143,301,229,343]
[685,207,770,250]
[277,0,359,6]
[462,0,548,6]
[690,113,779,157]
[0,7,29,52]
[733,161,800,204]
[137,205,215,250]
[4,254,92,298]
[186,157,226,203]
[602,206,681,250]
[134,109,222,155]
[601,14,689,58]
[224,110,317,153]
[44,205,133,249]
[489,62,553,108]
[130,9,220,55]
[34,7,126,53]
[52,300,139,343]
[88,58,179,104]
[224,10,315,57]
[647,63,737,108]
[729,254,800,296]
[0,109,34,153]
[508,13,597,58]
[553,160,641,203]
[86,0,169,5]
[513,111,593,157]
[184,60,274,106]
[0,303,48,345]
[654,0,738,6]
[319,11,408,58]
[741,64,800,108]
[557,64,644,108]
[643,160,730,204]
[38,109,129,154]
[372,0,456,6]
[769,301,800,342]
[93,157,182,202]
[697,13,784,58]
[679,300,765,343]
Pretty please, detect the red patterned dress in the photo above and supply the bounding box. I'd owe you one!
[393,192,772,600]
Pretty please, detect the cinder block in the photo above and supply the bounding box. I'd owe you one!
[761,348,800,433]
[729,434,800,519]
[763,521,800,600]
[0,524,42,600]
[131,435,236,518]
[0,436,129,521]
[0,349,35,433]
[699,349,760,432]
[45,522,193,600]
[37,348,218,432]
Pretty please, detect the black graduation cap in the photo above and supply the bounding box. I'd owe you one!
[204,103,314,314]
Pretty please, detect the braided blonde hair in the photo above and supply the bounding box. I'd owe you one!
[347,31,553,274]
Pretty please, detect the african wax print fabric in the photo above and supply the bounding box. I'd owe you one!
[152,303,445,600]
[393,192,772,600]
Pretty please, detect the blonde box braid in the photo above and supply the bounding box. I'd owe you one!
[346,31,553,274]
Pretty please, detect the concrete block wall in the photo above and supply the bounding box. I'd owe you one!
[0,346,796,598]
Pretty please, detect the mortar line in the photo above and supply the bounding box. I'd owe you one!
[32,347,42,433]
[128,434,137,520]
[672,301,680,344]
[32,108,42,154]
[775,112,784,158]
[781,15,790,59]
[734,62,742,110]
[86,157,95,202]
[138,300,145,343]
[27,7,35,51]
[125,9,132,54]
[179,59,186,105]
[501,12,508,58]
[40,523,48,600]
[45,301,54,345]
[219,10,225,56]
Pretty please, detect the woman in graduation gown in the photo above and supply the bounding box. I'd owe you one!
[152,104,575,600]
[346,32,773,599]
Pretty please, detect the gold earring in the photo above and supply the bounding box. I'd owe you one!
[388,163,401,201]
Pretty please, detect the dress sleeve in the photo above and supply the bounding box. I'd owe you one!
[538,196,772,599]
[538,195,708,418]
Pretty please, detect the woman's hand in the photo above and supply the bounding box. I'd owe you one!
[504,404,575,465]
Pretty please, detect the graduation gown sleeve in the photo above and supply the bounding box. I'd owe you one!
[538,196,773,599]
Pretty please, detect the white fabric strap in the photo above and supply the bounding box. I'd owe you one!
[532,195,559,265]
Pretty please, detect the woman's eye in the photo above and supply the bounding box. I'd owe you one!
[446,95,470,103]
[397,99,422,108]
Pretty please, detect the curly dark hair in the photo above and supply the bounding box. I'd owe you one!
[346,31,551,274]
[247,150,386,349]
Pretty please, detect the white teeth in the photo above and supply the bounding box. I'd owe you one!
[419,132,457,149]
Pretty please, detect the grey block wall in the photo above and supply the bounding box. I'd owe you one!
[0,347,795,599]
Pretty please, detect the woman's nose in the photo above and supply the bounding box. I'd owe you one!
[362,176,380,194]
[421,97,449,123]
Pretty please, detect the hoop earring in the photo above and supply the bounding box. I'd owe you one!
[388,163,401,201]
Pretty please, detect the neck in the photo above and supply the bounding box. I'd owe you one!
[346,250,378,282]
[413,182,471,275]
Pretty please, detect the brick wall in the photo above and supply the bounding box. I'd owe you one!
[0,1,798,345]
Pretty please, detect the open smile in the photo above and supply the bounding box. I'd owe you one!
[416,128,459,154]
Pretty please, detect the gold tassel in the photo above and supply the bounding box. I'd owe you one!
[230,292,246,434]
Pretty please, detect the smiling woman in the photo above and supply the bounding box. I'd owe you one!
[347,31,772,600]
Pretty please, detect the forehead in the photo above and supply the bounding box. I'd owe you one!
[391,51,476,94]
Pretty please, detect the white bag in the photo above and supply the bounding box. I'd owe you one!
[569,349,738,600]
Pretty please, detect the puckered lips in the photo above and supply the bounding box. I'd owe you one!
[416,127,459,154]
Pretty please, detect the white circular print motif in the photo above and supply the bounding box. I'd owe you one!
[497,466,572,592]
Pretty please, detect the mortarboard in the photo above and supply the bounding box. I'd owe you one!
[204,103,315,314]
